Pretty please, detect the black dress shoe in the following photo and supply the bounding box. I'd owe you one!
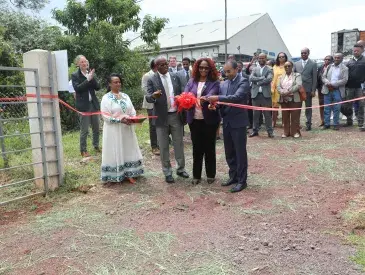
[165,175,175,183]
[305,126,312,131]
[268,132,274,138]
[230,183,247,193]
[249,132,259,138]
[177,171,190,178]
[207,178,215,184]
[221,178,237,186]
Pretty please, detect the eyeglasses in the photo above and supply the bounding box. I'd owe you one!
[158,63,168,67]
[301,52,308,54]
[199,66,210,71]
[324,59,331,61]
[279,56,286,58]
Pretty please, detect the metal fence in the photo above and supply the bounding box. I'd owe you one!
[0,66,61,205]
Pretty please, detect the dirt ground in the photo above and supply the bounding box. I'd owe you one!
[1,111,365,275]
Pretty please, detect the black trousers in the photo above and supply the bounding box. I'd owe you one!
[189,119,219,179]
[223,124,248,185]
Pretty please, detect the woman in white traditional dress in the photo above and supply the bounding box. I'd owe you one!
[100,73,144,184]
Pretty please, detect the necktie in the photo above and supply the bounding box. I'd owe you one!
[162,75,171,110]
[186,70,189,82]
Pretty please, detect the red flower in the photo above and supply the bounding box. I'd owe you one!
[174,92,198,113]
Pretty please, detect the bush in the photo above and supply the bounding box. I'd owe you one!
[58,91,79,131]
[124,86,144,110]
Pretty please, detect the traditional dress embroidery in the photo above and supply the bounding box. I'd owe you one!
[100,92,143,182]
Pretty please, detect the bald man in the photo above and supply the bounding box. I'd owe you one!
[146,56,189,183]
[249,53,274,138]
[294,48,317,131]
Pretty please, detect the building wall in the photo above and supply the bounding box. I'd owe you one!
[331,30,359,56]
[159,45,221,61]
[222,13,292,60]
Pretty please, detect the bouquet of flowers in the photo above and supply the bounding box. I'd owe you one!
[174,92,198,113]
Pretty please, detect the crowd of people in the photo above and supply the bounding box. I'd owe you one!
[70,40,365,193]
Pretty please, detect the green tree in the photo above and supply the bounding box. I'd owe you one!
[52,0,168,88]
[0,11,63,53]
[0,0,48,11]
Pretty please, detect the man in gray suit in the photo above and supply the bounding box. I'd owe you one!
[321,53,348,130]
[177,57,191,90]
[249,53,274,138]
[146,56,189,183]
[294,48,318,131]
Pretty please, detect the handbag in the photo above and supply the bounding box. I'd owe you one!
[299,86,307,101]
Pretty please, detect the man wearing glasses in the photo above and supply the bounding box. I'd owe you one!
[208,60,250,193]
[294,48,318,131]
[146,56,189,183]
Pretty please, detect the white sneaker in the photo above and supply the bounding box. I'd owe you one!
[294,133,300,138]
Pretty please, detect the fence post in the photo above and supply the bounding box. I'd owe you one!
[0,112,8,168]
[23,50,64,191]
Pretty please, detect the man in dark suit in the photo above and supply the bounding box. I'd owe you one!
[71,55,101,157]
[294,48,318,131]
[208,60,250,193]
[177,57,191,90]
[146,56,189,183]
[168,56,182,73]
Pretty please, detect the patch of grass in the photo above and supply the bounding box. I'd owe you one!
[343,194,365,271]
[83,229,241,274]
[343,194,365,229]
[346,234,365,271]
[33,207,103,234]
[272,198,296,212]
[233,206,270,215]
[0,260,13,275]
[299,155,337,174]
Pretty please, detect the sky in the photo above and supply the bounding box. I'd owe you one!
[39,0,365,59]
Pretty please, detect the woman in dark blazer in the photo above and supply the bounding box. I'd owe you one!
[185,58,221,185]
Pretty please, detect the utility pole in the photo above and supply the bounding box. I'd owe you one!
[224,0,227,61]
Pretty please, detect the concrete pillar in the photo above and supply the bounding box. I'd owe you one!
[23,50,64,191]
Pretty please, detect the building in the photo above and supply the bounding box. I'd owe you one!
[128,13,291,63]
[331,29,365,56]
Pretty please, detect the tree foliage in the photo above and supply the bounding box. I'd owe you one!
[0,0,48,11]
[0,10,63,53]
[52,0,168,88]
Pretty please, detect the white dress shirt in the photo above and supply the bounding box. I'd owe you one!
[158,72,177,112]
[68,80,75,94]
[81,70,92,101]
[330,65,341,84]
[302,59,308,68]
[259,65,265,93]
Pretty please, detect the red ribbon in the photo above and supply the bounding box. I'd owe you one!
[217,95,365,111]
[0,94,157,118]
[1,93,364,114]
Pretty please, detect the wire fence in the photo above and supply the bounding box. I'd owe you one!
[0,66,55,205]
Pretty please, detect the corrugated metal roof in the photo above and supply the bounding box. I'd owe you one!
[128,13,264,49]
